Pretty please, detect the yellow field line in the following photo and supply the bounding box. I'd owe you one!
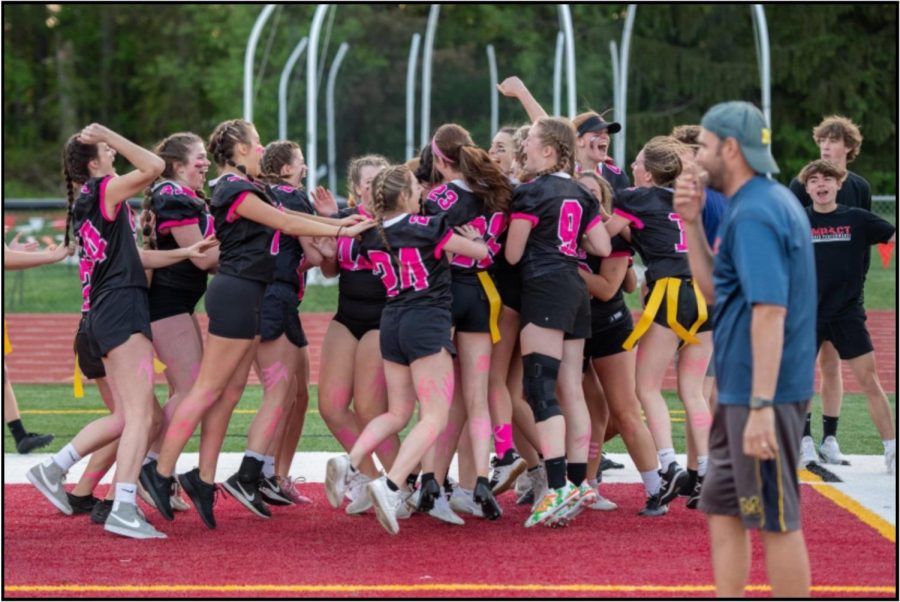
[810,483,896,543]
[4,584,894,594]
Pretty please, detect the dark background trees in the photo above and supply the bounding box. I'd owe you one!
[3,3,896,196]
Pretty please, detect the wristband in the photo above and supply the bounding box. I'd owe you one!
[749,396,773,410]
[337,226,344,238]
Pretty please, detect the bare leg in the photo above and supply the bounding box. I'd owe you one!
[634,324,679,452]
[847,352,895,440]
[353,330,398,472]
[275,346,311,477]
[583,365,608,479]
[708,514,752,597]
[71,377,119,497]
[818,342,843,422]
[760,530,811,597]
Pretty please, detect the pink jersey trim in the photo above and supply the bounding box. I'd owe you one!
[613,208,644,230]
[226,191,251,223]
[98,176,121,222]
[357,204,370,219]
[158,218,200,233]
[511,213,539,228]
[585,214,605,233]
[577,261,592,273]
[607,250,632,259]
[434,229,454,260]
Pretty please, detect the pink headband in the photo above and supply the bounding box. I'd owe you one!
[431,137,456,165]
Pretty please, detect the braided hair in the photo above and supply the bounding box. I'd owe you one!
[370,165,413,262]
[208,119,256,180]
[259,140,302,187]
[431,123,512,214]
[61,134,99,247]
[524,117,577,181]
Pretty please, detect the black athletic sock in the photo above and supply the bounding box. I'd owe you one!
[385,478,399,492]
[237,455,264,483]
[406,473,419,490]
[822,415,839,441]
[803,413,812,438]
[420,472,436,486]
[7,419,26,444]
[544,456,567,490]
[566,462,587,486]
[476,475,490,490]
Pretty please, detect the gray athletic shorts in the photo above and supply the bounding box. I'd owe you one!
[699,401,808,532]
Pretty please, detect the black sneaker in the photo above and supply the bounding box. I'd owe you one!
[489,449,527,494]
[679,470,698,498]
[178,468,220,529]
[139,460,175,520]
[658,462,689,506]
[599,454,624,472]
[638,493,668,517]
[90,500,113,524]
[473,479,502,520]
[416,477,440,512]
[67,492,100,515]
[16,432,54,454]
[259,476,293,506]
[223,473,272,519]
[516,488,535,506]
[686,476,704,510]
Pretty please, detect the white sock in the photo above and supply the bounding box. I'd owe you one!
[51,444,82,472]
[884,439,896,453]
[263,455,276,478]
[114,482,137,506]
[245,449,267,463]
[658,448,677,470]
[142,451,159,466]
[697,455,709,478]
[641,470,662,496]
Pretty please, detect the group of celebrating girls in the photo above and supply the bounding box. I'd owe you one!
[26,74,721,539]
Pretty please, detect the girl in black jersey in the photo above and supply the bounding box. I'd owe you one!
[325,164,490,535]
[605,136,713,510]
[316,155,400,515]
[26,124,218,539]
[506,117,612,528]
[488,126,517,178]
[576,172,667,516]
[138,132,218,512]
[142,119,372,529]
[234,140,325,508]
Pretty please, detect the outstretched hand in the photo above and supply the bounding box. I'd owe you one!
[497,76,527,98]
[185,235,219,257]
[455,224,482,241]
[311,186,339,217]
[342,219,375,239]
[7,231,39,252]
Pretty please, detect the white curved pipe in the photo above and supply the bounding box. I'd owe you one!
[616,4,636,169]
[306,4,329,192]
[243,4,277,122]
[278,37,309,140]
[420,4,440,148]
[405,33,422,159]
[558,5,576,118]
[327,42,350,193]
[752,4,772,132]
[553,31,564,117]
[487,44,498,134]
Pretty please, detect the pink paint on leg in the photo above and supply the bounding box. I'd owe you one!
[588,441,601,461]
[475,354,490,374]
[263,405,285,440]
[470,417,493,441]
[137,355,154,384]
[690,411,713,431]
[166,419,195,441]
[441,372,455,407]
[376,437,397,458]
[573,432,592,451]
[261,362,290,391]
[82,469,105,487]
[681,357,710,376]
[328,385,352,411]
[335,427,358,450]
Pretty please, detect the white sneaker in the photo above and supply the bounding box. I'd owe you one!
[428,490,465,525]
[325,454,353,508]
[345,472,373,515]
[26,460,72,515]
[530,466,549,513]
[885,441,896,475]
[818,436,850,466]
[799,436,818,467]
[104,501,166,539]
[367,477,403,535]
[514,470,532,497]
[396,484,415,520]
[449,486,484,518]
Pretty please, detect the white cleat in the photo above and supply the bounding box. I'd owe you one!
[367,477,403,535]
[325,454,353,508]
[345,472,373,515]
[428,490,465,525]
[818,436,850,466]
[449,486,484,518]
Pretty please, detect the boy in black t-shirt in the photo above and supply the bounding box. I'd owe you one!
[798,160,895,474]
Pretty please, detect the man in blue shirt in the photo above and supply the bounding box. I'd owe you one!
[673,101,814,598]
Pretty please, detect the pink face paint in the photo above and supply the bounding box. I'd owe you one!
[475,354,491,374]
[261,362,290,391]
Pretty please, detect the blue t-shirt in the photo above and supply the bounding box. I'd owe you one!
[701,187,726,247]
[712,176,816,406]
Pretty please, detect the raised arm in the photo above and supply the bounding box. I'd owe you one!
[497,76,549,123]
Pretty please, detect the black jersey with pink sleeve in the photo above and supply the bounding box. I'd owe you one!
[336,205,387,306]
[423,180,508,283]
[597,159,631,194]
[72,176,146,311]
[613,186,691,284]
[510,172,602,279]
[267,183,314,291]
[209,174,277,283]
[150,180,214,292]
[578,235,633,324]
[359,213,453,310]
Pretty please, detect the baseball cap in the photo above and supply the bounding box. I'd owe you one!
[576,114,621,137]
[701,101,779,174]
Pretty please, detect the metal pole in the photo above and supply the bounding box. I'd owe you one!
[615,4,636,169]
[553,31,564,117]
[306,4,329,192]
[487,44,498,134]
[327,42,350,194]
[558,5,576,118]
[420,4,440,149]
[405,33,421,159]
[243,4,277,122]
[610,41,619,130]
[752,4,772,133]
[278,37,309,141]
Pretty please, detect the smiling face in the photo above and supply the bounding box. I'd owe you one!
[805,171,841,208]
[581,129,610,164]
[175,141,210,191]
[523,125,554,174]
[280,148,307,188]
[489,131,514,175]
[232,125,263,177]
[630,150,652,188]
[400,171,422,214]
[356,165,383,209]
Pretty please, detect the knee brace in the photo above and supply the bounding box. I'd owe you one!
[522,353,562,423]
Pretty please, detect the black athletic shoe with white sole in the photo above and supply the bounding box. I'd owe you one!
[657,462,689,506]
[473,479,502,520]
[686,476,704,510]
[259,476,294,506]
[224,473,272,519]
[67,492,100,515]
[638,493,668,517]
[139,460,175,521]
[178,468,220,529]
[416,478,440,513]
[90,500,113,524]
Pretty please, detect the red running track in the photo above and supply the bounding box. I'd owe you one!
[3,311,895,392]
[2,484,895,598]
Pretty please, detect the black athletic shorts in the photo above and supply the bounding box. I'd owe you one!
[205,273,267,340]
[85,287,152,358]
[74,316,106,379]
[380,305,456,366]
[451,279,491,334]
[817,313,873,360]
[260,282,308,348]
[148,283,205,322]
[648,277,712,334]
[334,295,383,340]
[586,310,634,359]
[521,270,591,340]
[491,267,522,314]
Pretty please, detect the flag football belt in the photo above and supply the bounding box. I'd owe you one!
[476,271,502,344]
[622,277,707,351]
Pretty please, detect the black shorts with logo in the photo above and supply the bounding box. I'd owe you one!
[74,316,106,379]
[380,305,456,366]
[521,270,591,340]
[816,313,873,360]
[259,281,308,348]
[451,279,491,334]
[586,310,634,359]
[85,287,153,358]
[205,273,267,340]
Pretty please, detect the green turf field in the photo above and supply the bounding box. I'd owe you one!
[4,384,893,456]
